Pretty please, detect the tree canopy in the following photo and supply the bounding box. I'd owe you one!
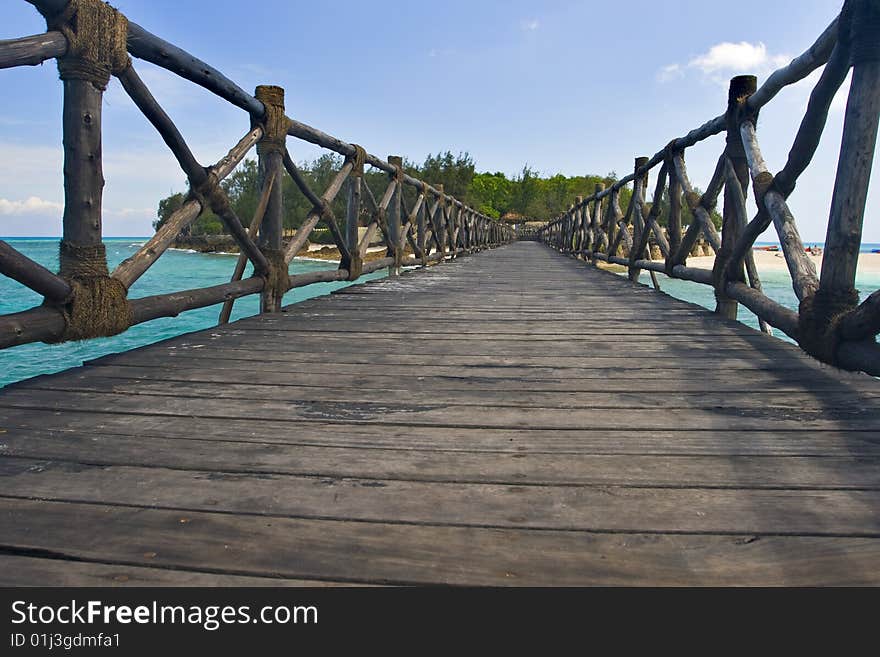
[153,150,718,235]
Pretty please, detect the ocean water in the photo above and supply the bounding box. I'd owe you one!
[629,242,880,340]
[0,238,385,387]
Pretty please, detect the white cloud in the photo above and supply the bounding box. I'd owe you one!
[658,41,791,85]
[0,196,63,216]
[688,42,790,75]
[521,19,540,31]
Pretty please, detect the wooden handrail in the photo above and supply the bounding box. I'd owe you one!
[0,0,516,351]
[535,0,880,376]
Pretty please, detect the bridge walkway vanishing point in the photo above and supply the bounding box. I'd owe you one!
[1,241,879,586]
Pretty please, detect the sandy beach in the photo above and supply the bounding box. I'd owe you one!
[684,250,880,276]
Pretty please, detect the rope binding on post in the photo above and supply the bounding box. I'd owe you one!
[188,170,230,217]
[347,144,367,178]
[39,0,132,91]
[45,242,132,342]
[798,288,860,365]
[253,85,291,158]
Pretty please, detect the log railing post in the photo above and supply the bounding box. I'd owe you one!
[254,85,287,313]
[39,0,133,341]
[819,0,880,303]
[714,75,757,320]
[344,145,365,280]
[628,157,649,282]
[574,197,584,255]
[605,188,619,258]
[811,0,880,365]
[436,184,448,259]
[387,155,403,275]
[590,183,605,257]
[666,154,682,275]
[417,187,428,264]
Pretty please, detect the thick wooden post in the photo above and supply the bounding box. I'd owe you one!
[436,184,448,259]
[574,197,584,255]
[591,183,605,257]
[387,155,403,275]
[345,161,363,278]
[667,157,682,274]
[62,78,104,250]
[820,0,880,300]
[628,157,649,282]
[715,75,756,320]
[448,203,459,257]
[606,188,619,257]
[255,85,286,313]
[417,191,428,263]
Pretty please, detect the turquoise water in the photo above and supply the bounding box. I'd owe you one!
[630,242,880,340]
[0,238,385,387]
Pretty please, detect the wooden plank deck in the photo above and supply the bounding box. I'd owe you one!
[1,241,879,585]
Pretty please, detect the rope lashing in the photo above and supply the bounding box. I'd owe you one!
[753,171,776,204]
[685,191,702,213]
[798,288,860,365]
[254,85,291,157]
[45,241,131,342]
[189,171,231,217]
[663,140,680,159]
[39,0,131,91]
[347,144,367,177]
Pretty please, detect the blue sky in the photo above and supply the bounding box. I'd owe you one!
[1,0,876,241]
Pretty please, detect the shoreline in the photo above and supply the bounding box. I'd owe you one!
[684,251,880,276]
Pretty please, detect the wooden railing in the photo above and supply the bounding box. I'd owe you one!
[0,0,515,350]
[536,0,880,376]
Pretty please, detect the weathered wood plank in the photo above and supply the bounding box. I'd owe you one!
[0,388,876,430]
[1,499,877,586]
[14,375,880,411]
[0,555,346,587]
[2,459,880,535]
[3,431,879,489]
[2,413,879,457]
[2,241,878,585]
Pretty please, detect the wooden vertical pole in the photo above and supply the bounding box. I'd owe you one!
[387,155,403,275]
[628,157,649,282]
[575,197,584,255]
[715,75,756,320]
[820,0,880,301]
[667,158,682,274]
[417,191,427,263]
[61,78,104,251]
[254,85,287,313]
[345,163,363,278]
[436,184,448,259]
[591,183,605,257]
[606,189,619,258]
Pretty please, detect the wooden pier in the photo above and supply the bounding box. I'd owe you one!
[2,0,880,585]
[1,242,879,586]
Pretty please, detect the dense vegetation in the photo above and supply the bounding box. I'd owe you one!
[154,151,719,235]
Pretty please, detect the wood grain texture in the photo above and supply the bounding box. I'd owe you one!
[1,242,878,585]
